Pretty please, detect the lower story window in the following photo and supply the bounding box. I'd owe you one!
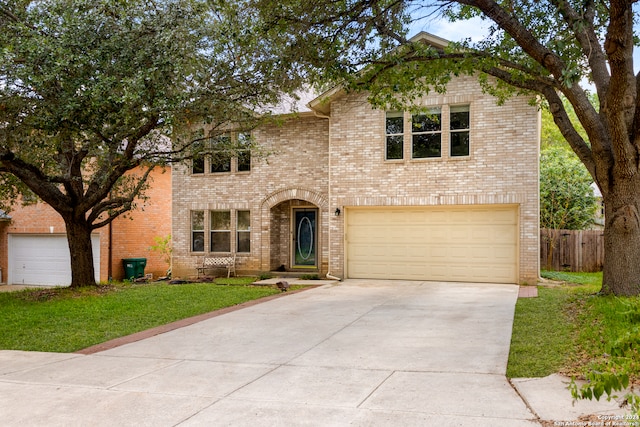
[190,210,250,253]
[191,211,204,252]
[210,210,231,252]
[237,210,251,253]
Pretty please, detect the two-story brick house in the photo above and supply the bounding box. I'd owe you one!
[171,33,540,284]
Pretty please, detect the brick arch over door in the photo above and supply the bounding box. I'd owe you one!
[259,188,329,273]
[261,188,329,210]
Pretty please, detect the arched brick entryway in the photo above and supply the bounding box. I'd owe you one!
[260,188,328,273]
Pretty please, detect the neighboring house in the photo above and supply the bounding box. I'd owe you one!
[0,166,171,286]
[590,182,605,228]
[172,32,540,285]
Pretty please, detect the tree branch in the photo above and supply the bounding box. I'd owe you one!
[0,152,72,213]
[87,164,155,227]
[542,88,597,178]
[550,0,610,98]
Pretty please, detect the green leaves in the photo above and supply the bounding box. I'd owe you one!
[540,145,598,230]
[0,0,307,216]
[568,292,640,415]
[1,0,313,286]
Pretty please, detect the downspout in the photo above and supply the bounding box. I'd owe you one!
[326,272,341,281]
[312,109,342,282]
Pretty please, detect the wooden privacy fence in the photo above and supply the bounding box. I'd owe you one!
[540,228,604,272]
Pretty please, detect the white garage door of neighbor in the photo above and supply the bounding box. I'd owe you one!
[8,234,100,286]
[346,205,518,283]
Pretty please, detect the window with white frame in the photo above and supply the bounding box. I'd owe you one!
[191,140,205,174]
[210,135,232,173]
[236,210,251,253]
[191,211,205,252]
[190,129,206,174]
[385,111,404,160]
[450,105,470,157]
[412,108,442,158]
[190,132,252,175]
[210,210,231,252]
[237,133,251,172]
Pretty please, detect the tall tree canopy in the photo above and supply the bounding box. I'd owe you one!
[540,97,599,232]
[258,0,640,296]
[540,145,598,231]
[0,0,303,287]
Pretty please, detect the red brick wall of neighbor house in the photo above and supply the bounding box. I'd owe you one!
[0,166,171,283]
[0,221,9,283]
[110,166,172,280]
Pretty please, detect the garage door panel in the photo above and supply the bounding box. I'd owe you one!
[488,224,517,244]
[470,227,493,240]
[425,210,451,223]
[487,208,518,223]
[346,206,518,283]
[430,228,451,241]
[493,246,515,260]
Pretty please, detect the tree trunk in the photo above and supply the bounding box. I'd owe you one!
[64,216,97,288]
[601,179,640,296]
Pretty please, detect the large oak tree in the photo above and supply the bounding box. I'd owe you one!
[0,0,303,287]
[258,0,640,295]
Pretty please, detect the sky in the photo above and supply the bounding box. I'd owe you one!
[408,9,640,75]
[408,9,491,42]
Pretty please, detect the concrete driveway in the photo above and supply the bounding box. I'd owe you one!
[0,280,539,426]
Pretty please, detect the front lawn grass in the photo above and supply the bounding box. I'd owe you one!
[507,285,578,377]
[508,270,640,392]
[0,278,280,353]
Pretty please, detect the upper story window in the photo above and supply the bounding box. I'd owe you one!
[191,132,252,175]
[237,133,251,172]
[412,109,442,158]
[385,111,404,160]
[192,140,205,174]
[450,105,470,157]
[385,105,471,161]
[211,135,232,173]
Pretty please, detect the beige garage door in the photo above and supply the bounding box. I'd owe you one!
[346,205,518,283]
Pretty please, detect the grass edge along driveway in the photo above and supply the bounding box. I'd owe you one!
[0,278,285,353]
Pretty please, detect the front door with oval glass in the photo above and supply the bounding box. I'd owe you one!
[292,208,317,268]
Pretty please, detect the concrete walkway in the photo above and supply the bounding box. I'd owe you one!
[0,280,628,426]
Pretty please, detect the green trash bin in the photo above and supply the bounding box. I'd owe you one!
[122,258,147,280]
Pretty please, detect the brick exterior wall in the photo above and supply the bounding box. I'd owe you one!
[171,115,330,278]
[172,75,540,284]
[0,166,171,284]
[328,75,539,284]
